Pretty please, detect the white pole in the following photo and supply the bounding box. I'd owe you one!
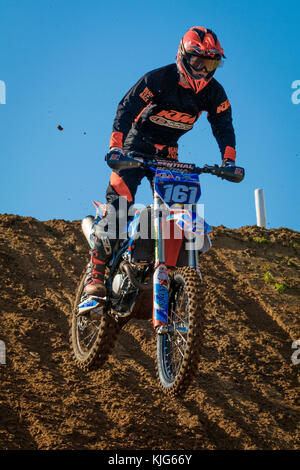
[254,188,267,228]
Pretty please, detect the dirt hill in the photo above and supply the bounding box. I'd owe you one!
[0,213,299,450]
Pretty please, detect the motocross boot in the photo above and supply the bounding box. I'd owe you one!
[83,201,119,297]
[84,247,107,297]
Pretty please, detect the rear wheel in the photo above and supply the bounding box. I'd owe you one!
[156,267,204,396]
[70,271,119,371]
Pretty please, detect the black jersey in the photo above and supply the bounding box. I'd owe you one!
[110,63,236,162]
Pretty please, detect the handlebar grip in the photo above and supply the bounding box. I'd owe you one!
[219,166,245,183]
[198,164,245,183]
[105,151,143,170]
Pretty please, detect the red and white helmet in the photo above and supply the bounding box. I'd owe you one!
[176,26,225,93]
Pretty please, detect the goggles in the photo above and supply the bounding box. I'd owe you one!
[186,54,222,73]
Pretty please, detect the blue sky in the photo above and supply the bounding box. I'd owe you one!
[0,0,299,230]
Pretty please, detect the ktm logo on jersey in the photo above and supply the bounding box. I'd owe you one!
[150,109,197,130]
[217,99,231,114]
[157,110,197,124]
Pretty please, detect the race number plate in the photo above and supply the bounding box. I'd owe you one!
[154,170,201,207]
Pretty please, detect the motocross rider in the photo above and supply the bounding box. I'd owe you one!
[84,26,237,298]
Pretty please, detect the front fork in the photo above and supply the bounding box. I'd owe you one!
[152,194,199,330]
[153,191,168,330]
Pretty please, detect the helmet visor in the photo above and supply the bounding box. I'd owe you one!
[187,54,222,73]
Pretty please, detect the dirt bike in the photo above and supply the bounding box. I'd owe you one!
[70,151,244,396]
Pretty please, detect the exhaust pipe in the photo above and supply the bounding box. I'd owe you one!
[121,261,153,291]
[81,216,94,247]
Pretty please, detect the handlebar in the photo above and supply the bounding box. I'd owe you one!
[105,150,245,183]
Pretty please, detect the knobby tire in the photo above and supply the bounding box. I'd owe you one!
[70,270,119,371]
[156,267,204,397]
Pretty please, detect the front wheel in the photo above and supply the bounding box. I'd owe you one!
[156,267,204,396]
[70,270,119,371]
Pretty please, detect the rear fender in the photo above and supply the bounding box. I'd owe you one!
[92,201,107,222]
[82,201,106,249]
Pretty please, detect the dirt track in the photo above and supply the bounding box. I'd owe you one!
[0,214,299,450]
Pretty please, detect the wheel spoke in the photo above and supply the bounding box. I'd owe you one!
[162,287,189,379]
[174,327,187,344]
[76,315,101,354]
